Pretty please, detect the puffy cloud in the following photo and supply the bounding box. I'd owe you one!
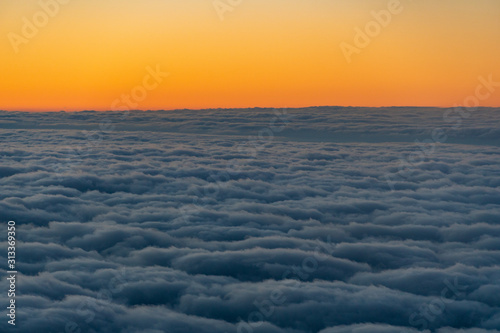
[0,108,499,332]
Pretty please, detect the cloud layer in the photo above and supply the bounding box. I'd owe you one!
[0,108,499,332]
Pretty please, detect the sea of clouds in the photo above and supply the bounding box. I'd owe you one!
[0,107,499,333]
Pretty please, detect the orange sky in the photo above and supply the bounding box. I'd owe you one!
[0,0,499,111]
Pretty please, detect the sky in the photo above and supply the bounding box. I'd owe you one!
[0,0,499,111]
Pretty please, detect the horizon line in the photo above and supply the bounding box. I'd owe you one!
[1,105,499,113]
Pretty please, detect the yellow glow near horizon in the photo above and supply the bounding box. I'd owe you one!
[0,0,499,111]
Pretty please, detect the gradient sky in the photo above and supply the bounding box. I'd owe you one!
[1,0,499,111]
